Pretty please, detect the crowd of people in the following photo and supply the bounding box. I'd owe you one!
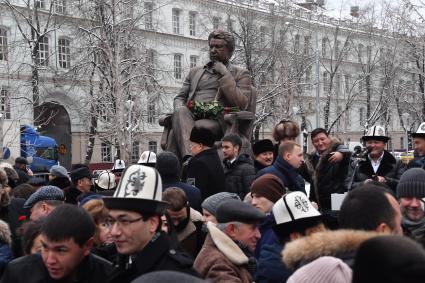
[0,118,423,282]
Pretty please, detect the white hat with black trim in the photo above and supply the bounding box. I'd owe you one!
[103,165,168,215]
[95,171,116,190]
[272,191,322,237]
[361,125,390,142]
[411,122,425,138]
[138,151,157,165]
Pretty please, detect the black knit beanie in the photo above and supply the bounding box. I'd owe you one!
[397,168,425,198]
[156,151,180,181]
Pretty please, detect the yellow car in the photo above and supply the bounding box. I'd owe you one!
[400,151,414,164]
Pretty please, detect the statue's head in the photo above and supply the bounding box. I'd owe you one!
[208,30,235,64]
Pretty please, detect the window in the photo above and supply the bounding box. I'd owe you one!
[0,28,8,61]
[131,141,140,163]
[321,37,328,57]
[144,2,153,30]
[294,34,300,52]
[147,49,157,76]
[304,35,311,55]
[190,55,197,68]
[346,109,351,128]
[400,137,404,149]
[0,86,11,119]
[345,74,350,93]
[101,142,112,162]
[323,71,330,92]
[174,54,182,79]
[337,106,342,128]
[172,9,180,34]
[335,73,341,92]
[147,101,156,124]
[358,44,364,63]
[227,17,234,32]
[53,0,66,14]
[189,12,196,36]
[359,107,365,126]
[305,66,312,84]
[37,36,49,66]
[58,38,70,69]
[213,17,220,30]
[366,45,372,62]
[335,40,340,58]
[260,26,267,46]
[35,0,46,9]
[148,141,157,153]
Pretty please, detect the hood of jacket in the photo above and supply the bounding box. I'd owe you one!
[207,221,249,266]
[282,229,379,269]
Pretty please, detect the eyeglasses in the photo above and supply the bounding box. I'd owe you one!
[106,217,144,228]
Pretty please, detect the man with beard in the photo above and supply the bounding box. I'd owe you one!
[409,122,425,169]
[397,168,425,247]
[349,125,406,193]
[162,187,204,258]
[170,30,253,160]
[252,139,274,173]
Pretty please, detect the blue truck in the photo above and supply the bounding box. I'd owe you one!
[20,125,58,173]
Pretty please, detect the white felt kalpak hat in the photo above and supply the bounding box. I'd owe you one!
[361,125,390,142]
[272,191,322,237]
[95,171,116,190]
[103,165,168,215]
[411,122,425,138]
[138,151,157,165]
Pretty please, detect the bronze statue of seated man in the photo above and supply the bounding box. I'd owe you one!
[169,30,253,160]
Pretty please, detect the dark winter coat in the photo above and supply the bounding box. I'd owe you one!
[254,160,268,173]
[186,148,226,200]
[64,186,82,205]
[13,166,29,186]
[0,244,12,278]
[302,139,351,210]
[408,155,425,169]
[0,253,113,283]
[349,150,406,193]
[223,154,256,199]
[163,181,202,212]
[0,198,26,258]
[49,176,71,191]
[256,156,306,194]
[108,233,197,283]
[255,242,291,283]
[255,213,278,259]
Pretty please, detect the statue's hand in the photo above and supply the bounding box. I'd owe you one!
[213,62,229,76]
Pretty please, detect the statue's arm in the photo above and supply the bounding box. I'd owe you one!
[173,72,192,110]
[218,68,251,110]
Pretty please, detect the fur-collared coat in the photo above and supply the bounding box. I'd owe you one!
[302,139,351,210]
[282,229,379,270]
[177,208,204,259]
[194,222,253,283]
[348,150,406,193]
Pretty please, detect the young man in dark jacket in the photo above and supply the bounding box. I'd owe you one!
[222,134,255,199]
[256,141,306,194]
[301,128,351,210]
[186,127,225,200]
[104,165,197,283]
[1,204,113,283]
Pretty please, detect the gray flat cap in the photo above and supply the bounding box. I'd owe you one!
[24,185,64,209]
[50,165,69,179]
[216,199,266,224]
[201,192,240,217]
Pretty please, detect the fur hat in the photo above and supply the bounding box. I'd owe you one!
[411,122,425,138]
[190,126,215,147]
[272,119,300,142]
[250,174,286,203]
[397,168,425,198]
[273,192,322,238]
[362,125,389,142]
[287,256,352,283]
[252,139,274,156]
[352,236,425,283]
[103,165,168,215]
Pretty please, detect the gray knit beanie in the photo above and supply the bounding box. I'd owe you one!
[287,256,352,283]
[201,192,240,216]
[397,168,425,198]
[156,151,180,181]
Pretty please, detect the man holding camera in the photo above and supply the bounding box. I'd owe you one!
[349,125,406,193]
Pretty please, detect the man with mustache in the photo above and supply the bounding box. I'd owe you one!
[252,139,275,173]
[171,30,253,160]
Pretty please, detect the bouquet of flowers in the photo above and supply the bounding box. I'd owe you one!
[187,100,239,120]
